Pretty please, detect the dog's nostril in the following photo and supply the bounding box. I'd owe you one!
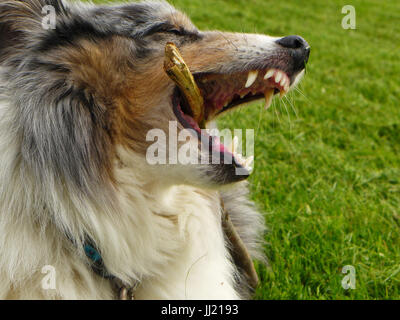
[276,35,308,50]
[276,35,310,70]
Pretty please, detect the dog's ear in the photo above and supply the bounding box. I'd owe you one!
[0,0,67,62]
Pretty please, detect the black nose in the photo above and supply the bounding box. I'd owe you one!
[276,35,310,70]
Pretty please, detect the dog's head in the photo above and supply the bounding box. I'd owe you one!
[0,0,309,193]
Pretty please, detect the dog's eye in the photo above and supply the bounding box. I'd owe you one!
[144,24,186,37]
[166,28,183,36]
[145,23,200,41]
[165,28,202,42]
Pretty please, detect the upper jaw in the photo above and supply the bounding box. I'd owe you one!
[171,66,303,135]
[192,67,300,123]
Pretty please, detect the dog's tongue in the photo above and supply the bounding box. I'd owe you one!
[209,135,228,153]
[182,113,201,132]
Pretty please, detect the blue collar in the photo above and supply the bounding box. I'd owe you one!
[83,239,114,279]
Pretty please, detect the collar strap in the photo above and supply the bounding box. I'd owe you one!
[83,240,114,279]
[68,235,140,299]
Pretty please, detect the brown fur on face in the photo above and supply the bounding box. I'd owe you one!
[52,37,174,156]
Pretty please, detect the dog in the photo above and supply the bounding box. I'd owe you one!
[0,0,309,299]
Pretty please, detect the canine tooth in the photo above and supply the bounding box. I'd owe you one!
[264,69,275,79]
[275,71,282,83]
[264,88,274,110]
[280,85,288,98]
[280,77,286,87]
[237,154,245,165]
[285,83,290,92]
[280,86,289,98]
[235,153,254,172]
[232,149,253,172]
[284,77,290,88]
[245,70,258,88]
[243,156,254,171]
[235,152,243,163]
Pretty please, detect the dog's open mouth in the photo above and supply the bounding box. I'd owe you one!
[195,68,290,121]
[173,69,292,163]
[166,43,293,174]
[172,68,292,173]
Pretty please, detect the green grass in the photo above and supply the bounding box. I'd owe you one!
[167,0,400,299]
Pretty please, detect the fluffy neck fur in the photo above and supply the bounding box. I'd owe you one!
[0,98,239,299]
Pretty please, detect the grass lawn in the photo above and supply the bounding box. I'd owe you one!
[91,0,400,299]
[167,0,400,299]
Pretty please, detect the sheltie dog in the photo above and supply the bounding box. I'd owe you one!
[0,0,309,299]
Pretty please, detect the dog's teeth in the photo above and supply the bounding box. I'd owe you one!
[245,70,258,88]
[280,77,286,87]
[275,71,283,83]
[280,85,289,98]
[284,77,290,89]
[233,150,253,172]
[235,153,243,162]
[235,153,254,171]
[280,85,288,98]
[285,83,290,92]
[264,88,274,110]
[243,156,254,171]
[264,69,275,80]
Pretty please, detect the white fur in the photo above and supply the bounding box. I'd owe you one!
[0,97,240,299]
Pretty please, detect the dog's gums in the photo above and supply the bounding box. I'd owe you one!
[198,68,290,116]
